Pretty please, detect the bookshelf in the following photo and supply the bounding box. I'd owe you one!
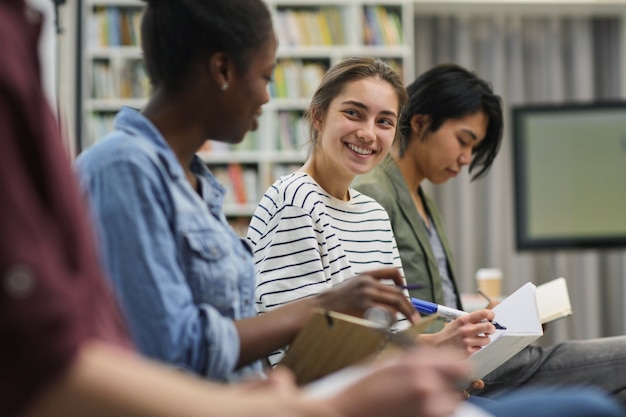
[79,0,414,233]
[80,0,146,149]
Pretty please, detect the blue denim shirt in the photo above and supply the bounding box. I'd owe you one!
[75,107,261,382]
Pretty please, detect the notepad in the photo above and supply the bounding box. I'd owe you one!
[280,309,434,385]
[536,277,573,324]
[467,282,543,381]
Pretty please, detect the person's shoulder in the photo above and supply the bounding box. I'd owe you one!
[352,169,395,207]
[354,163,393,186]
[75,128,165,184]
[350,188,379,204]
[270,172,324,210]
[77,130,141,164]
[249,173,318,239]
[350,189,391,217]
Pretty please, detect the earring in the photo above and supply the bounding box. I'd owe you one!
[220,82,229,92]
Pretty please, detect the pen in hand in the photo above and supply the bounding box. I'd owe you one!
[397,283,426,290]
[410,297,507,330]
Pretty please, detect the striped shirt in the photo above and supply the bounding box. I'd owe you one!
[247,172,407,364]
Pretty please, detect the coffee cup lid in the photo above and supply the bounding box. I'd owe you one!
[476,268,503,280]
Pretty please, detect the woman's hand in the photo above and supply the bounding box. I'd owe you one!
[314,268,420,324]
[329,346,468,417]
[419,309,496,356]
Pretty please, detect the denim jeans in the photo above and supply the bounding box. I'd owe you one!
[472,387,625,417]
[475,336,626,409]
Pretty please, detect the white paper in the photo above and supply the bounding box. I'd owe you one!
[304,364,495,417]
[467,282,543,380]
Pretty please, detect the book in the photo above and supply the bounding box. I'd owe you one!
[363,6,383,45]
[242,168,258,205]
[280,309,434,385]
[536,277,573,324]
[106,6,121,47]
[467,282,543,381]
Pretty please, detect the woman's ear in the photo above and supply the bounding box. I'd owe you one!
[410,114,431,138]
[311,107,324,132]
[207,52,232,91]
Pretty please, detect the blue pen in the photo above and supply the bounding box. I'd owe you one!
[410,297,506,330]
[397,283,426,290]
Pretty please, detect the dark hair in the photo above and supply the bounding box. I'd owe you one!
[306,57,408,145]
[140,0,273,89]
[398,63,503,180]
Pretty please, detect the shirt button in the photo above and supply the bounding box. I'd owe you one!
[3,264,36,299]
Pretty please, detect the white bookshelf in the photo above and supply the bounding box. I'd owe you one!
[79,0,414,224]
[80,0,146,149]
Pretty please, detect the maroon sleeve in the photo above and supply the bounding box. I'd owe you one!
[0,2,131,416]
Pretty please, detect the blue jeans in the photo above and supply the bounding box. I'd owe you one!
[476,336,626,409]
[469,388,625,417]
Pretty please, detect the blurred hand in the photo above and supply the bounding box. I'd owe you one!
[329,347,468,417]
[315,268,420,324]
[420,309,496,356]
[464,379,485,398]
[234,366,298,396]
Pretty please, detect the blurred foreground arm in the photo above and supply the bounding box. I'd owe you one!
[24,342,469,417]
[328,347,469,417]
[21,341,341,417]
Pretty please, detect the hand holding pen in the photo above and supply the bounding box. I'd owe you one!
[411,298,503,356]
[410,298,506,330]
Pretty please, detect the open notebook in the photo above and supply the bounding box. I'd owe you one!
[536,277,573,324]
[467,282,543,381]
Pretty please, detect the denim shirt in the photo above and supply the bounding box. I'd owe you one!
[75,107,261,382]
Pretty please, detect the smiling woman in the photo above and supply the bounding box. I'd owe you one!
[247,57,413,365]
[306,76,400,186]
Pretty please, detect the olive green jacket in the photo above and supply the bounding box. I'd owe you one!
[352,155,463,310]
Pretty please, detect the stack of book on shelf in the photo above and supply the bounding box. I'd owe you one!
[209,164,258,207]
[276,111,308,151]
[274,6,345,47]
[88,6,142,48]
[92,60,149,101]
[91,60,116,99]
[363,5,404,46]
[272,60,326,100]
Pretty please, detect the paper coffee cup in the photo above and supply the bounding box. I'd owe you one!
[475,268,502,299]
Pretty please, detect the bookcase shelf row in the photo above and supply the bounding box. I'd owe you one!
[80,0,414,228]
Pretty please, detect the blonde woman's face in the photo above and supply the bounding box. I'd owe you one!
[313,77,399,180]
